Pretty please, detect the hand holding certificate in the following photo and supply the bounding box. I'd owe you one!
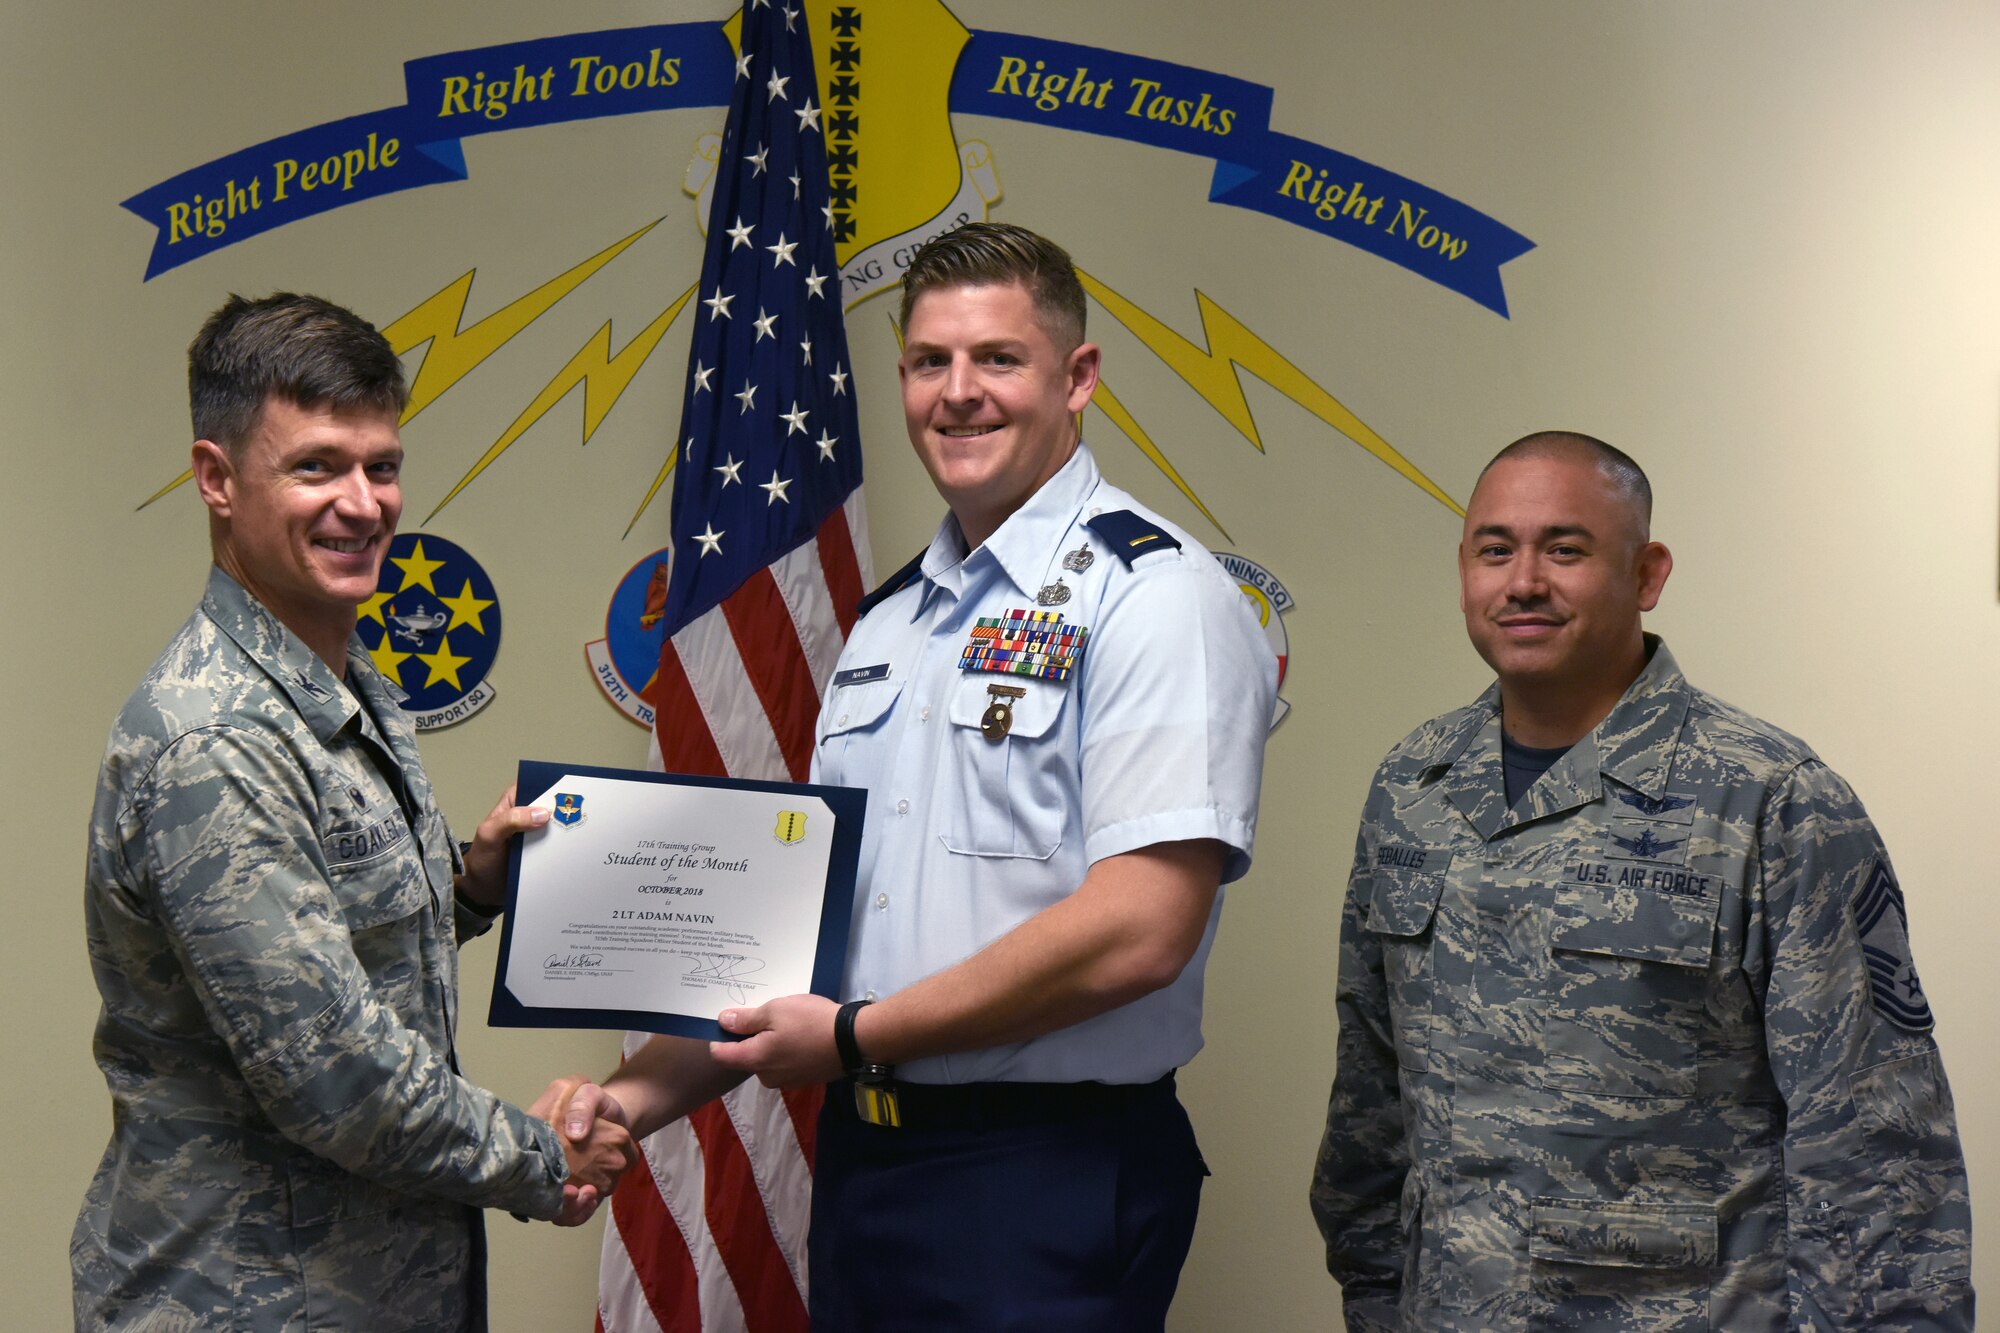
[488,760,863,1042]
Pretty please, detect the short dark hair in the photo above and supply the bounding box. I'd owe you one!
[898,222,1087,350]
[1480,430,1653,538]
[188,293,406,456]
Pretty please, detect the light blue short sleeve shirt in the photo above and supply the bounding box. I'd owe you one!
[813,444,1276,1084]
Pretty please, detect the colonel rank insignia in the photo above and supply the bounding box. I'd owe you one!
[959,609,1089,682]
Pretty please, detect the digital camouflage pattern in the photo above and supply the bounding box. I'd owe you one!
[1312,639,1973,1332]
[74,568,567,1332]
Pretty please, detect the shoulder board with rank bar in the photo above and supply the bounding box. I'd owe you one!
[1083,510,1181,566]
[855,550,925,618]
[958,608,1090,682]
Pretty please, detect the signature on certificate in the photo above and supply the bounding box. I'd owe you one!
[543,952,606,972]
[681,952,767,1004]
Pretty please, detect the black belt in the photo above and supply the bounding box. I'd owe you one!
[825,1073,1176,1131]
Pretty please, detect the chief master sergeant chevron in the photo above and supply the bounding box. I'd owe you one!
[582,222,1277,1330]
[1310,432,1972,1330]
[73,293,636,1331]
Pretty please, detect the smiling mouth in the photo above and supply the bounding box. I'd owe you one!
[316,537,375,555]
[937,425,1000,438]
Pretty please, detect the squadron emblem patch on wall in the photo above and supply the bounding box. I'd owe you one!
[355,532,501,730]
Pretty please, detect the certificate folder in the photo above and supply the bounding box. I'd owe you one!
[488,759,863,1042]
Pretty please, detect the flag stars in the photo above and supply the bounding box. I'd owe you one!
[766,232,798,267]
[789,171,802,201]
[795,98,821,133]
[783,4,800,31]
[760,471,794,505]
[821,201,836,231]
[745,143,770,175]
[692,360,715,392]
[829,364,849,395]
[800,336,813,366]
[735,49,753,80]
[694,523,725,556]
[703,290,735,321]
[736,380,760,413]
[766,69,790,102]
[804,267,828,299]
[727,216,755,249]
[816,429,839,461]
[714,454,744,486]
[753,308,779,341]
[781,402,810,436]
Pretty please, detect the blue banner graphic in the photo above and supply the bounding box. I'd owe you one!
[122,23,1530,314]
[122,24,732,279]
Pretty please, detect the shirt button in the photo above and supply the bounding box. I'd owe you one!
[1088,507,1102,518]
[896,799,909,815]
[874,892,889,911]
[920,705,931,722]
[838,713,848,726]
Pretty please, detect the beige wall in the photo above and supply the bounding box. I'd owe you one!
[5,2,1993,1327]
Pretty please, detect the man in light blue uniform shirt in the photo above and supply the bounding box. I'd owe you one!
[579,223,1275,1330]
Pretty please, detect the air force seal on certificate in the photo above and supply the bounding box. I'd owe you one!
[355,532,502,730]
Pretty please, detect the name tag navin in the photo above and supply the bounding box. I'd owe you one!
[959,609,1088,682]
[832,663,892,687]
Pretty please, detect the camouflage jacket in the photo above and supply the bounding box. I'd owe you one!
[1311,639,1972,1332]
[73,568,567,1332]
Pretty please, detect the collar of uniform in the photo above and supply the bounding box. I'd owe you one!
[969,443,1100,601]
[1587,634,1692,801]
[200,565,360,744]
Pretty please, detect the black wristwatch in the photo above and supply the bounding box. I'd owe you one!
[835,998,893,1080]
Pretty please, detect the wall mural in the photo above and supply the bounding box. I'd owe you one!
[120,1,1531,731]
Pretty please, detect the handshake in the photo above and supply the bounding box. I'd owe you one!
[527,1076,636,1226]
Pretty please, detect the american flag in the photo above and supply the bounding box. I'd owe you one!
[599,2,869,1328]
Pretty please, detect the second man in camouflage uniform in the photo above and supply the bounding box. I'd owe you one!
[1312,432,1972,1330]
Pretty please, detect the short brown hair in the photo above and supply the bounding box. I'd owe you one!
[189,293,406,456]
[898,222,1087,350]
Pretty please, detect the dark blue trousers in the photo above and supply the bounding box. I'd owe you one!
[807,1076,1207,1333]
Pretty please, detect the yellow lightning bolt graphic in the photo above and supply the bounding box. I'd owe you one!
[429,281,699,522]
[388,219,660,422]
[136,221,661,510]
[1076,269,1462,516]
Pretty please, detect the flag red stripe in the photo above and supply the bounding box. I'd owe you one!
[779,1084,822,1171]
[717,572,820,781]
[608,1148,705,1331]
[645,640,729,778]
[815,508,865,638]
[689,1102,809,1333]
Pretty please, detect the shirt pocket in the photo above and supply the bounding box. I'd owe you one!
[326,837,430,1010]
[1544,888,1719,1099]
[819,677,904,783]
[1364,865,1447,1072]
[1528,1197,1716,1331]
[939,672,1068,860]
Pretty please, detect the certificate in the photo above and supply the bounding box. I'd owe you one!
[487,759,863,1041]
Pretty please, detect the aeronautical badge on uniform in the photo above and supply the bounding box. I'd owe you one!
[1852,860,1934,1031]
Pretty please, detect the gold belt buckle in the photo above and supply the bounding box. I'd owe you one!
[853,1074,901,1127]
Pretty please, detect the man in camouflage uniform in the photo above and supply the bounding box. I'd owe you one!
[73,294,634,1332]
[1312,432,1973,1331]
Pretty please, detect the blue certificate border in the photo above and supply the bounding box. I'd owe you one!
[487,758,864,1041]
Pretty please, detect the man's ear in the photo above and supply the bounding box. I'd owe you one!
[191,439,234,519]
[1635,540,1673,612]
[1065,342,1101,414]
